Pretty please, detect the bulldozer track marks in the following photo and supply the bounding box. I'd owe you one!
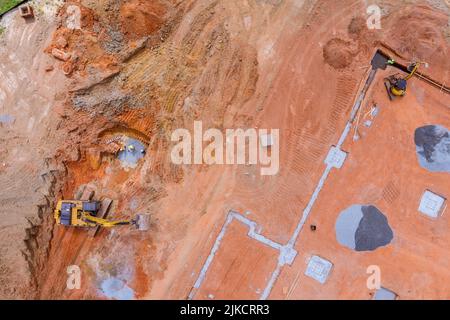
[327,74,358,133]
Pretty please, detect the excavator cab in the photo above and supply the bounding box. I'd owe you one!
[385,74,408,100]
[384,62,421,100]
[55,200,100,227]
[390,77,407,97]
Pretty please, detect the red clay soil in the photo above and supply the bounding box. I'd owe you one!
[194,221,279,300]
[28,0,450,300]
[270,73,450,299]
[120,0,168,40]
[147,1,450,300]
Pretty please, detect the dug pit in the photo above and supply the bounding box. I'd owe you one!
[117,137,146,169]
[335,205,394,252]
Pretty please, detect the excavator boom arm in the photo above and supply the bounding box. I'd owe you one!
[82,212,132,228]
[404,62,420,80]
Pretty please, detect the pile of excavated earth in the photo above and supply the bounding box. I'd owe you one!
[0,0,449,299]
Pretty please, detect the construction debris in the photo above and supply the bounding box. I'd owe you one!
[19,4,33,19]
[418,190,446,219]
[51,48,71,62]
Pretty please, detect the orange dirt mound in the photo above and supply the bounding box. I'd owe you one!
[347,16,367,37]
[45,3,119,78]
[120,0,167,40]
[323,38,355,69]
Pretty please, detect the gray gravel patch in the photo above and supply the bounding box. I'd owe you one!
[335,204,363,250]
[355,205,394,251]
[414,125,450,173]
[336,205,394,252]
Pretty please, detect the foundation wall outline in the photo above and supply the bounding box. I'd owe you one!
[190,57,380,300]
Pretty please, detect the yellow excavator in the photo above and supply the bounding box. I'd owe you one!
[54,200,149,232]
[384,61,423,100]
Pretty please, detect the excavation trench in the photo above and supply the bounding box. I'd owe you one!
[376,49,450,95]
[29,123,154,299]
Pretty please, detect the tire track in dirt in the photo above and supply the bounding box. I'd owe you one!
[0,8,69,298]
[198,0,369,297]
[236,72,358,235]
[225,1,363,241]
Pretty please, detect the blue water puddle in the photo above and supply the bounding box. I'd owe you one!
[117,138,146,169]
[100,277,135,300]
[0,114,15,124]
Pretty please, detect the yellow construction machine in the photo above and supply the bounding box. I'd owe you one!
[384,61,423,100]
[54,199,149,233]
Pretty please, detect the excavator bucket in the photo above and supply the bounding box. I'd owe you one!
[134,214,150,231]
